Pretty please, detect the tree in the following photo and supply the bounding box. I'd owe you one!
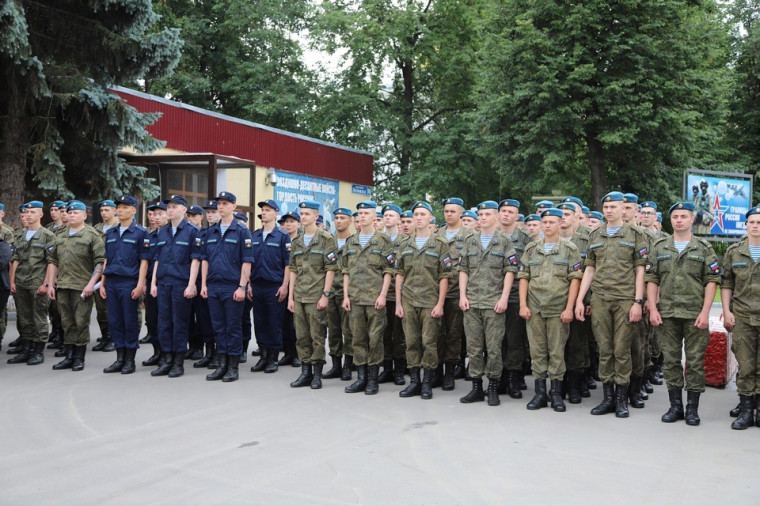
[0,0,181,226]
[476,0,732,208]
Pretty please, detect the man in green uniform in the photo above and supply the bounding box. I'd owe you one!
[380,203,408,385]
[575,192,648,418]
[721,205,760,429]
[287,200,339,389]
[647,201,719,426]
[639,200,665,389]
[47,201,105,371]
[7,201,55,365]
[342,201,394,395]
[519,208,583,412]
[395,201,451,400]
[92,199,117,352]
[324,207,354,380]
[459,201,518,406]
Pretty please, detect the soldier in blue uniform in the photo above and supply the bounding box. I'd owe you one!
[201,191,253,382]
[99,196,151,374]
[141,202,166,367]
[192,200,218,369]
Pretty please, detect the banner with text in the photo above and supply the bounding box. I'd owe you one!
[683,170,753,236]
[274,171,340,232]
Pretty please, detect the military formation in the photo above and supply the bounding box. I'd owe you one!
[1,191,759,431]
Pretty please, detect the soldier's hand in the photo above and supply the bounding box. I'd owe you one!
[431,304,444,318]
[494,297,508,314]
[131,284,145,300]
[233,287,245,302]
[287,299,295,313]
[395,305,404,319]
[47,286,56,300]
[275,285,288,302]
[150,284,158,298]
[628,303,642,323]
[342,298,351,312]
[574,302,586,321]
[694,311,710,330]
[99,285,107,299]
[560,308,573,324]
[375,294,386,310]
[82,284,95,298]
[10,282,16,295]
[200,286,208,299]
[184,285,197,299]
[459,297,470,312]
[649,308,662,327]
[519,306,531,320]
[35,284,47,296]
[316,295,328,310]
[723,311,735,332]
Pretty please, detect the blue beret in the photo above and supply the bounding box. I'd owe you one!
[23,201,44,209]
[376,212,383,219]
[234,211,248,222]
[401,210,413,218]
[656,212,662,223]
[19,204,26,212]
[278,210,301,223]
[477,200,499,210]
[499,198,520,209]
[623,193,639,204]
[556,202,577,212]
[99,200,116,208]
[412,201,433,213]
[602,192,624,203]
[67,201,87,212]
[50,200,66,208]
[317,214,324,224]
[562,196,584,208]
[668,201,696,214]
[202,200,217,210]
[147,202,167,211]
[217,191,237,204]
[535,200,554,210]
[382,203,403,215]
[745,206,760,219]
[581,206,590,214]
[590,211,604,221]
[333,207,352,217]
[187,205,204,216]
[442,197,464,206]
[352,211,359,217]
[541,208,564,219]
[640,201,657,210]
[117,195,137,207]
[524,213,541,223]
[517,214,525,222]
[461,210,478,220]
[299,200,320,210]
[164,194,188,206]
[431,217,437,225]
[0,203,4,211]
[257,199,279,212]
[356,200,377,209]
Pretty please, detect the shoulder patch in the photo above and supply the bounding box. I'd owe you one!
[573,262,582,271]
[442,256,452,270]
[244,238,252,248]
[326,251,338,264]
[709,261,721,275]
[638,247,648,258]
[508,254,518,265]
[386,253,396,266]
[645,260,653,273]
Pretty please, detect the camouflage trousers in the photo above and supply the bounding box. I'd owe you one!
[590,294,636,386]
[401,301,440,370]
[437,298,464,364]
[732,318,760,396]
[293,301,328,365]
[327,296,353,357]
[349,304,386,366]
[14,287,50,343]
[464,307,505,380]
[659,317,710,393]
[526,313,569,381]
[57,289,94,346]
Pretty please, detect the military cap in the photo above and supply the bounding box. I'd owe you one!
[498,198,520,209]
[187,205,204,216]
[602,191,624,203]
[562,196,584,208]
[640,201,657,210]
[581,206,590,214]
[50,200,66,208]
[317,214,324,225]
[524,213,541,223]
[556,202,577,212]
[590,211,604,222]
[656,212,662,223]
[257,199,279,212]
[299,200,320,210]
[0,203,4,211]
[278,210,301,223]
[57,201,68,209]
[477,200,499,210]
[352,211,359,218]
[333,207,352,217]
[67,201,87,211]
[746,206,760,219]
[202,200,218,210]
[147,202,167,212]
[541,208,564,219]
[164,194,188,206]
[535,200,554,210]
[442,197,464,207]
[117,195,138,207]
[99,199,116,208]
[412,201,433,213]
[18,204,26,212]
[668,201,696,214]
[461,210,478,220]
[234,211,248,222]
[23,201,44,209]
[382,203,403,216]
[356,200,377,210]
[217,191,237,203]
[401,210,413,218]
[517,214,525,222]
[622,193,639,204]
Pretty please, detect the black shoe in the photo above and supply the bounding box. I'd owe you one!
[277,353,295,367]
[730,400,742,418]
[7,340,31,364]
[460,378,485,403]
[206,354,229,381]
[345,365,368,393]
[341,355,354,382]
[71,345,86,371]
[629,377,645,409]
[188,347,203,360]
[251,347,262,357]
[583,372,597,390]
[430,364,443,389]
[311,363,323,389]
[755,396,760,428]
[291,357,302,368]
[487,377,500,406]
[121,348,137,374]
[142,343,161,367]
[377,359,394,384]
[527,379,548,410]
[517,371,527,390]
[151,353,173,376]
[497,372,508,395]
[400,368,422,398]
[648,366,662,386]
[684,391,701,426]
[222,354,240,382]
[55,345,68,357]
[193,343,215,368]
[453,359,465,380]
[567,371,582,404]
[52,345,74,370]
[250,348,268,372]
[208,351,220,369]
[393,357,406,385]
[421,369,434,399]
[8,337,22,348]
[731,395,755,430]
[615,384,630,418]
[139,333,152,344]
[591,383,616,415]
[550,379,566,412]
[323,355,342,379]
[92,337,111,352]
[442,362,455,391]
[168,351,186,378]
[265,349,279,373]
[26,341,46,366]
[661,389,684,423]
[104,348,126,373]
[290,364,313,388]
[365,365,380,395]
[507,370,523,399]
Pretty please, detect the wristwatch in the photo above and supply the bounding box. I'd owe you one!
[322,290,332,297]
[238,284,246,290]
[634,298,644,305]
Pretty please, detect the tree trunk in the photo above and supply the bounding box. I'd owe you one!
[0,69,28,229]
[586,133,607,209]
[397,60,414,198]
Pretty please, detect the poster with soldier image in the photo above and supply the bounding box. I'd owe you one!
[683,169,753,236]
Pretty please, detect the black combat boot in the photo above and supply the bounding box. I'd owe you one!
[311,363,323,389]
[550,380,566,412]
[731,395,755,430]
[648,365,662,386]
[517,371,528,390]
[193,343,214,368]
[684,391,701,426]
[400,368,422,398]
[345,365,368,393]
[52,345,74,370]
[290,364,313,388]
[566,371,582,404]
[92,334,111,352]
[47,329,63,350]
[661,389,684,423]
[629,376,645,408]
[365,365,380,395]
[251,347,262,357]
[121,348,137,374]
[208,349,220,369]
[323,355,342,379]
[460,378,484,403]
[168,351,186,378]
[55,342,68,357]
[730,400,742,418]
[265,348,279,373]
[104,348,126,373]
[222,354,240,382]
[442,362,455,391]
[71,345,86,371]
[508,370,523,399]
[151,352,173,376]
[277,350,295,366]
[250,348,268,372]
[206,354,229,381]
[487,377,501,406]
[7,340,31,363]
[430,364,443,389]
[26,341,46,366]
[421,369,434,399]
[497,370,508,395]
[341,355,354,381]
[583,371,597,390]
[453,358,465,380]
[393,357,406,385]
[527,379,548,410]
[139,333,152,344]
[239,341,249,364]
[187,346,203,361]
[143,342,161,367]
[591,383,616,415]
[377,359,394,384]
[615,384,630,418]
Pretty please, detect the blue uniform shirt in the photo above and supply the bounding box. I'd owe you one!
[155,218,203,284]
[203,220,254,285]
[250,226,290,283]
[103,222,151,279]
[146,227,161,281]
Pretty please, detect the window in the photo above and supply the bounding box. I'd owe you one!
[166,168,208,207]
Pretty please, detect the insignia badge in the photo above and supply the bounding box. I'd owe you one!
[442,256,452,269]
[244,238,252,248]
[709,261,720,274]
[645,260,653,272]
[508,254,518,265]
[144,239,151,248]
[195,238,201,247]
[386,253,396,266]
[286,242,292,251]
[573,262,582,271]
[326,251,338,264]
[639,247,648,258]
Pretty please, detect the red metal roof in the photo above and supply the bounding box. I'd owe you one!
[111,86,374,186]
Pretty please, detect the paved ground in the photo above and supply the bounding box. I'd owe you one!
[0,308,756,505]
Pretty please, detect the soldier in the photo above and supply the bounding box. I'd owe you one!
[201,191,253,382]
[721,206,760,429]
[324,207,354,381]
[92,200,118,352]
[277,210,302,368]
[287,200,339,389]
[47,201,105,371]
[519,208,583,411]
[150,195,203,378]
[45,202,68,353]
[692,179,714,235]
[191,200,218,368]
[248,199,290,374]
[141,202,166,367]
[99,196,150,374]
[647,201,719,426]
[232,211,253,363]
[459,201,518,406]
[374,212,385,233]
[580,206,590,227]
[639,200,665,389]
[524,214,542,241]
[378,203,406,384]
[587,211,604,230]
[575,192,647,418]
[7,201,55,365]
[461,210,478,230]
[395,201,451,400]
[400,210,414,236]
[341,201,394,394]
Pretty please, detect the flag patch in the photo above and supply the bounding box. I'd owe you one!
[326,252,338,264]
[573,262,582,271]
[639,247,648,258]
[244,238,252,248]
[442,256,452,269]
[386,253,396,266]
[710,262,720,274]
[195,237,201,247]
[143,239,151,248]
[508,254,518,265]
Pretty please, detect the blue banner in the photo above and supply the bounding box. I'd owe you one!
[274,171,339,232]
[685,173,752,236]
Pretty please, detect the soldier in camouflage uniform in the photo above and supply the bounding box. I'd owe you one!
[92,200,118,352]
[44,201,67,351]
[380,204,408,385]
[324,207,354,380]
